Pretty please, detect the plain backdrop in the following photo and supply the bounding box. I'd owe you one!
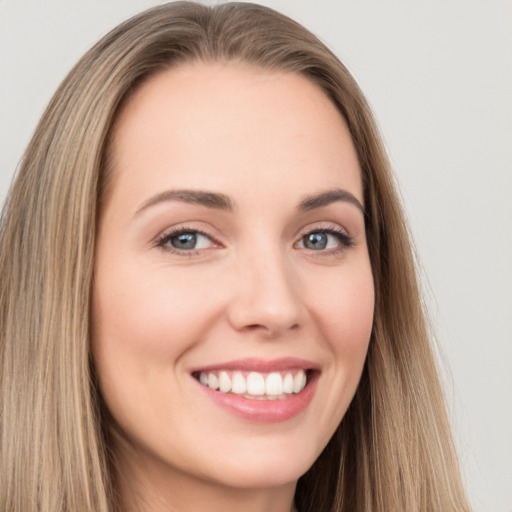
[1,1,511,511]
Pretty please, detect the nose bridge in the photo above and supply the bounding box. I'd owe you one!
[228,237,303,336]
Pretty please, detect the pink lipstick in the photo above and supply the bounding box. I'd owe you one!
[191,358,319,422]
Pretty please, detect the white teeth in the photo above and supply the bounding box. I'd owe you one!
[231,372,247,394]
[247,372,265,395]
[208,372,219,390]
[293,369,306,393]
[219,371,231,393]
[198,369,309,396]
[265,372,283,395]
[283,372,294,394]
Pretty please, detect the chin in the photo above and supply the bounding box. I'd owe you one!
[194,434,323,490]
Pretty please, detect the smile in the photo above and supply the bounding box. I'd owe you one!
[195,369,308,399]
[191,358,319,422]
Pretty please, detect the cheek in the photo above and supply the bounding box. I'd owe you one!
[90,264,223,439]
[91,262,231,412]
[93,264,220,355]
[309,260,373,420]
[296,260,373,448]
[310,263,374,357]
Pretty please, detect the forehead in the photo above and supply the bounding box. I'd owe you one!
[107,61,363,208]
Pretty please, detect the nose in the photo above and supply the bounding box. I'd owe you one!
[227,247,304,338]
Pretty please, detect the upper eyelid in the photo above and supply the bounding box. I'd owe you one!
[158,226,210,239]
[297,227,353,243]
[157,227,217,245]
[295,221,351,238]
[156,223,218,240]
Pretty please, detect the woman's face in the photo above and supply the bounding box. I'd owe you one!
[92,62,374,497]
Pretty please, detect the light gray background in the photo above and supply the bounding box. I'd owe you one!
[1,1,511,511]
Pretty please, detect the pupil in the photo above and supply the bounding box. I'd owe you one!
[304,232,327,250]
[172,233,197,249]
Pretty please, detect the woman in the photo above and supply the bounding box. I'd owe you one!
[0,2,471,511]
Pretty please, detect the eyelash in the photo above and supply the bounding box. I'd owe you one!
[156,225,354,256]
[156,226,218,256]
[296,225,354,255]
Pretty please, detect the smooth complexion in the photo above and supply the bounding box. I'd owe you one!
[92,62,375,512]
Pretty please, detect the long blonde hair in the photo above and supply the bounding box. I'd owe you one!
[0,2,471,511]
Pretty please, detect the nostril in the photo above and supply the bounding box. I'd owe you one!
[241,321,300,338]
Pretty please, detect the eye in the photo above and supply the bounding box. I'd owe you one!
[158,228,216,252]
[297,228,353,252]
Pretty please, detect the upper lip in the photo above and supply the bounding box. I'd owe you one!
[190,357,319,373]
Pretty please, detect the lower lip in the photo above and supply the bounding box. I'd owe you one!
[196,374,318,423]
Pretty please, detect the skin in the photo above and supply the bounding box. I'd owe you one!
[92,62,375,512]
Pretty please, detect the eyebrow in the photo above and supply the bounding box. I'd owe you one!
[135,187,364,217]
[298,188,365,214]
[135,189,234,216]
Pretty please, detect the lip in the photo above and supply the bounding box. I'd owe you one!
[191,358,320,423]
[190,357,319,373]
